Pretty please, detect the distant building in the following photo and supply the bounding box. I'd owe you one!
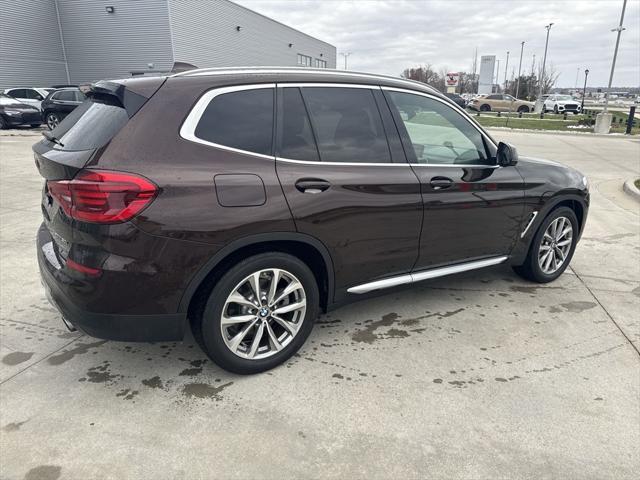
[0,0,336,88]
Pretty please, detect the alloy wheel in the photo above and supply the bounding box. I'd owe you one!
[538,216,573,275]
[46,113,59,130]
[220,268,306,360]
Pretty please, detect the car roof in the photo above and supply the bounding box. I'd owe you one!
[170,67,444,97]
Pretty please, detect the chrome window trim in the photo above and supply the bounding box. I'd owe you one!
[409,163,501,169]
[380,86,499,151]
[179,83,277,160]
[347,256,509,294]
[276,157,408,167]
[279,83,380,90]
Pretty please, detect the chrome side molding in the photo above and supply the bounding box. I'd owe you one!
[347,256,509,294]
[520,211,539,238]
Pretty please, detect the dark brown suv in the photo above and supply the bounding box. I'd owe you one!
[35,68,589,373]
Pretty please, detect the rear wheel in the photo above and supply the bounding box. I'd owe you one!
[45,112,59,130]
[513,207,579,283]
[194,252,319,374]
[517,105,529,113]
[480,104,491,112]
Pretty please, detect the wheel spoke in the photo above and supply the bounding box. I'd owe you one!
[557,238,572,247]
[221,314,256,326]
[228,318,258,352]
[267,269,281,305]
[271,280,303,306]
[558,227,572,241]
[554,246,566,261]
[248,321,265,358]
[227,293,258,309]
[265,321,283,352]
[273,300,306,315]
[247,272,262,302]
[271,314,299,335]
[544,250,554,271]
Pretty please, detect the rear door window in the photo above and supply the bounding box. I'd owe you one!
[54,90,77,101]
[300,87,391,163]
[49,97,129,151]
[194,87,274,156]
[277,87,319,162]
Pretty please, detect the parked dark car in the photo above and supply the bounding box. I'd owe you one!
[35,69,589,374]
[40,87,86,130]
[444,92,466,109]
[0,93,41,129]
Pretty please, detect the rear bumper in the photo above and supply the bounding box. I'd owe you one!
[37,224,186,342]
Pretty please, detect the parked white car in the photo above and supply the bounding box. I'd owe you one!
[543,94,581,114]
[3,87,54,111]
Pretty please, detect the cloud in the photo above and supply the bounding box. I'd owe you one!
[236,0,640,87]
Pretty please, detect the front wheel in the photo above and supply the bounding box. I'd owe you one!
[195,252,319,374]
[513,207,579,283]
[517,105,530,113]
[480,104,491,112]
[553,105,559,114]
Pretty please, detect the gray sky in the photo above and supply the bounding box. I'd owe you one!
[236,0,640,87]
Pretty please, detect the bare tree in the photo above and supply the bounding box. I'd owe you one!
[401,65,443,91]
[538,63,560,96]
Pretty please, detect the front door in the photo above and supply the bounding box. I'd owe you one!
[383,88,525,270]
[275,85,423,293]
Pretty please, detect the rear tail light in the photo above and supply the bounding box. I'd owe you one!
[47,170,158,224]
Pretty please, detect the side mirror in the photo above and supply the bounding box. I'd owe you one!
[496,142,518,167]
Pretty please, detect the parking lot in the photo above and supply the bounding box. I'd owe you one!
[1,129,639,479]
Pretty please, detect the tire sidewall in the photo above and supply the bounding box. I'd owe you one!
[200,253,319,374]
[528,207,579,282]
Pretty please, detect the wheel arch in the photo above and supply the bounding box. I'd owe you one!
[179,232,335,320]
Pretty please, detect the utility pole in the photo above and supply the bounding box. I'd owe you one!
[495,59,500,92]
[340,52,351,70]
[536,23,554,111]
[581,69,589,112]
[596,0,627,133]
[515,41,525,99]
[472,47,478,93]
[503,51,510,91]
[574,67,580,89]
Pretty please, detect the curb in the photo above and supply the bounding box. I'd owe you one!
[623,178,640,202]
[484,127,635,138]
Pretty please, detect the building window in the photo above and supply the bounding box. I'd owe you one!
[297,54,312,67]
[315,58,327,68]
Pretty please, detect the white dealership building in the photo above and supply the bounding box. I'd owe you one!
[0,0,336,88]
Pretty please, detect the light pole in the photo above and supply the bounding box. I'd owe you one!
[340,52,351,70]
[495,59,500,92]
[581,69,589,112]
[515,42,525,99]
[503,51,510,91]
[537,23,553,107]
[574,67,580,89]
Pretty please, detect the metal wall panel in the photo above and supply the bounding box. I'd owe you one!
[0,0,68,88]
[168,0,336,70]
[56,0,174,84]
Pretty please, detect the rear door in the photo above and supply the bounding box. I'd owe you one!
[383,88,525,270]
[274,84,422,294]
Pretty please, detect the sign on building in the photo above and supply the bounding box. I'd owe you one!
[478,55,495,94]
[446,72,460,87]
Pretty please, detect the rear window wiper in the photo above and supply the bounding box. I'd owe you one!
[42,131,64,147]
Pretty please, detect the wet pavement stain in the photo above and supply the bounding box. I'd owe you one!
[182,381,233,400]
[2,351,34,366]
[47,340,107,365]
[141,376,164,389]
[332,373,344,379]
[558,301,597,313]
[116,389,139,400]
[178,359,207,377]
[83,362,120,384]
[24,465,62,480]
[3,420,28,432]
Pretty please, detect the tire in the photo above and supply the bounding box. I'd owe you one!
[0,116,7,129]
[513,207,579,283]
[480,104,491,112]
[194,252,319,374]
[45,112,59,130]
[517,105,529,113]
[553,105,559,114]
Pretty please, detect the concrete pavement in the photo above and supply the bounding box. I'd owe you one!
[1,130,639,479]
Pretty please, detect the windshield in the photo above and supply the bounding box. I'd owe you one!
[556,95,573,101]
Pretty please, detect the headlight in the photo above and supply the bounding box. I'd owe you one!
[4,110,21,116]
[582,176,589,190]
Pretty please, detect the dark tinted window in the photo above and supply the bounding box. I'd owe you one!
[486,94,502,100]
[53,90,77,101]
[195,88,274,156]
[301,87,390,163]
[8,89,26,98]
[74,91,86,102]
[49,97,129,151]
[278,87,319,161]
[26,89,43,100]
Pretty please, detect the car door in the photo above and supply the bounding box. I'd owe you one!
[383,87,525,270]
[51,90,80,119]
[274,84,423,294]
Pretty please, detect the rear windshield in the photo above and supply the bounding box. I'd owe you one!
[50,96,128,151]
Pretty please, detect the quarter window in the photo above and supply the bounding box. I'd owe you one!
[386,91,491,165]
[300,87,391,163]
[53,90,77,101]
[194,88,274,156]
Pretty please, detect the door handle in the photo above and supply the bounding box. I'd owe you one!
[295,179,331,194]
[430,176,453,190]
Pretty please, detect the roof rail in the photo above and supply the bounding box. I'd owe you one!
[171,66,440,95]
